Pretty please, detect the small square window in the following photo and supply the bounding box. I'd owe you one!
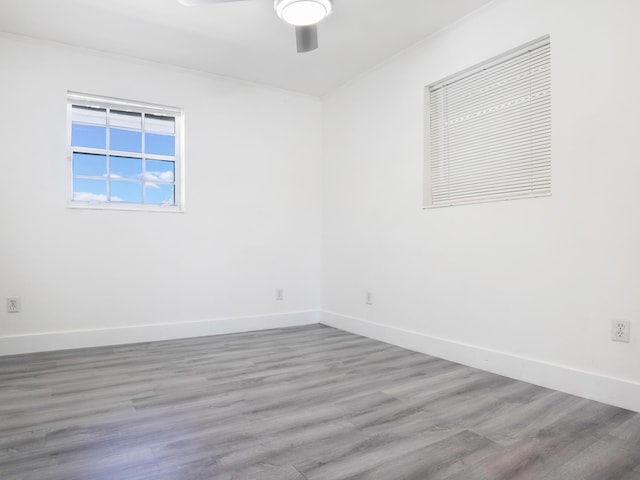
[67,93,184,212]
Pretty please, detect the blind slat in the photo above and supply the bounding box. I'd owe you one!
[431,158,552,188]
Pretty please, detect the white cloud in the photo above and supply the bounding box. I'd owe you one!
[74,192,122,202]
[144,170,173,182]
[74,192,107,202]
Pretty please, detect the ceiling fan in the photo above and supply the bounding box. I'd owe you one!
[177,0,333,53]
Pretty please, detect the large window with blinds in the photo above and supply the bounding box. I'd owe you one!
[67,92,184,212]
[425,36,551,208]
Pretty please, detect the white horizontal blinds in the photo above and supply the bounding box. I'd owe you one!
[427,38,551,207]
[67,91,182,118]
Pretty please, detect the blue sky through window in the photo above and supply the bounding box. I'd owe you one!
[110,156,142,179]
[146,184,174,205]
[111,181,142,203]
[145,160,174,183]
[145,133,175,156]
[73,178,107,202]
[72,125,106,149]
[73,153,106,177]
[111,129,142,153]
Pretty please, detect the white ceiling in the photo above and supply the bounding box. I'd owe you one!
[0,0,494,96]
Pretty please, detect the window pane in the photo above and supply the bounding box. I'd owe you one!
[145,133,175,156]
[73,153,107,177]
[111,128,142,153]
[144,160,174,183]
[73,178,107,202]
[146,114,175,134]
[72,124,106,149]
[110,156,142,179]
[111,110,142,129]
[145,183,174,205]
[72,106,106,125]
[110,181,142,203]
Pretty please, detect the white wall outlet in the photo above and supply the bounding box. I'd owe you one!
[611,319,630,342]
[365,291,373,305]
[7,297,21,313]
[276,288,284,301]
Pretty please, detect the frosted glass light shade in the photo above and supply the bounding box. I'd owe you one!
[274,0,333,26]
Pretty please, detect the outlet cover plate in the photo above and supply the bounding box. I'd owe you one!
[7,297,21,313]
[612,319,630,342]
[365,291,373,305]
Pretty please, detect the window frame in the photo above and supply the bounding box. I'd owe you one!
[66,91,185,213]
[424,36,551,209]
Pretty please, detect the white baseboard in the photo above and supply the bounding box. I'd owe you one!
[321,311,640,413]
[0,310,320,356]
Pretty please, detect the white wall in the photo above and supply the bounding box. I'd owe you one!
[321,0,640,411]
[0,33,322,353]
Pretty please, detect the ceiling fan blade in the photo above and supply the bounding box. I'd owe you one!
[177,0,247,6]
[295,25,318,53]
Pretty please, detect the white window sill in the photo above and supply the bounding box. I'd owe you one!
[68,201,184,213]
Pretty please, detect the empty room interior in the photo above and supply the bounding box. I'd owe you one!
[1,0,639,478]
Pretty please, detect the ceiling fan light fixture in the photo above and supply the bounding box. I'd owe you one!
[274,0,333,26]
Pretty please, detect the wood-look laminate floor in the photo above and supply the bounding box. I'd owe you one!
[1,325,639,480]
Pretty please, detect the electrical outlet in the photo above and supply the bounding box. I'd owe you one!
[7,297,20,313]
[365,291,373,305]
[611,320,630,342]
[276,288,284,301]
